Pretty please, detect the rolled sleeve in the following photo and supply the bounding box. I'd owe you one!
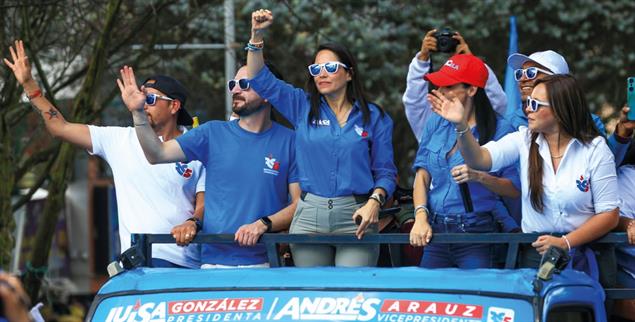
[483,131,523,173]
[589,140,620,213]
[371,114,397,196]
[250,66,309,126]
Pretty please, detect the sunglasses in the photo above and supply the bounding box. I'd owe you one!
[526,96,551,112]
[228,78,250,91]
[145,93,174,105]
[514,67,554,81]
[307,62,348,77]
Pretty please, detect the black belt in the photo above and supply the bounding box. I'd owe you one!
[300,191,370,204]
[429,212,493,225]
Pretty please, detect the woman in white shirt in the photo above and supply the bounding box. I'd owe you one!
[427,74,619,271]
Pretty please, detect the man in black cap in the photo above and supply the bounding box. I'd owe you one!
[4,40,205,268]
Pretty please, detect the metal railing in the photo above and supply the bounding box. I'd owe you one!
[130,232,635,299]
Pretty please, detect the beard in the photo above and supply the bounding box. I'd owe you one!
[232,95,265,117]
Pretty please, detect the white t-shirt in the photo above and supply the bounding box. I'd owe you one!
[88,125,205,268]
[484,127,619,233]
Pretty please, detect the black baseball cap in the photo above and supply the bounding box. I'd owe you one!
[143,75,193,126]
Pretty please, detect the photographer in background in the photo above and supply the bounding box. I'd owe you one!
[402,28,508,142]
[0,272,32,322]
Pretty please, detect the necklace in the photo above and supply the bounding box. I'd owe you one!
[550,132,563,160]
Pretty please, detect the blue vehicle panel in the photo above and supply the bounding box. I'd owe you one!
[88,267,603,321]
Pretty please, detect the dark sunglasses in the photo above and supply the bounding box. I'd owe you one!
[526,96,551,112]
[513,67,554,81]
[145,93,174,105]
[307,61,348,77]
[228,78,250,91]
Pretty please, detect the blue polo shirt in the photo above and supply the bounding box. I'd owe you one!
[250,66,397,198]
[176,120,298,265]
[413,113,520,215]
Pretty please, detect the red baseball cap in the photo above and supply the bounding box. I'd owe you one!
[424,54,488,88]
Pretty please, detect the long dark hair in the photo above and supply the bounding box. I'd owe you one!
[305,43,383,125]
[528,74,600,212]
[471,86,497,145]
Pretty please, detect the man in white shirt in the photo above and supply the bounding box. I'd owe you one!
[4,40,205,268]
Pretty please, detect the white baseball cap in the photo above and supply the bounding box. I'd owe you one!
[507,50,570,75]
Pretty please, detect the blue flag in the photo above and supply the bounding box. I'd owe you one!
[504,16,521,120]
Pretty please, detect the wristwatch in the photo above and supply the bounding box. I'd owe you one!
[369,193,386,207]
[259,216,273,233]
[186,217,202,232]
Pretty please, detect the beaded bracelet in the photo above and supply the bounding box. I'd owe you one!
[244,41,264,52]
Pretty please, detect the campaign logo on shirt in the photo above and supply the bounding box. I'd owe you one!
[354,124,369,138]
[311,119,331,126]
[175,162,193,178]
[576,175,590,192]
[264,154,280,176]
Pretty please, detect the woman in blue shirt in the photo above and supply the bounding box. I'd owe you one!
[245,9,397,267]
[409,54,520,268]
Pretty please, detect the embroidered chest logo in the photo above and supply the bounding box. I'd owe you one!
[175,162,193,178]
[264,154,280,176]
[311,119,331,126]
[576,175,590,192]
[354,124,368,138]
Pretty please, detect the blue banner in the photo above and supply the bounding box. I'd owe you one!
[504,16,522,120]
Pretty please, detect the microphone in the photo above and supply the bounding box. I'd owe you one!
[459,183,473,213]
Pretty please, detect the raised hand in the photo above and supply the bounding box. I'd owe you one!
[418,29,437,61]
[428,89,467,126]
[116,66,145,112]
[615,105,635,138]
[453,32,472,55]
[3,40,34,85]
[251,9,273,36]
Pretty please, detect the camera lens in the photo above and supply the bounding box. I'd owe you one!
[629,78,634,84]
[629,86,634,92]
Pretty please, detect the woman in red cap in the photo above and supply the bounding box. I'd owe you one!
[409,54,520,268]
[429,74,619,276]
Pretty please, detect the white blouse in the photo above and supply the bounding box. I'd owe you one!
[484,127,619,233]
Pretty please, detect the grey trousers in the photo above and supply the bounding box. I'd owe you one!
[289,193,379,267]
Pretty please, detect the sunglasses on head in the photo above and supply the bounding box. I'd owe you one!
[307,61,348,77]
[526,96,551,112]
[514,67,554,81]
[228,78,250,91]
[145,93,174,105]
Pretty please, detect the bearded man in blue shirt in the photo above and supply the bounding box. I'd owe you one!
[117,64,300,268]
